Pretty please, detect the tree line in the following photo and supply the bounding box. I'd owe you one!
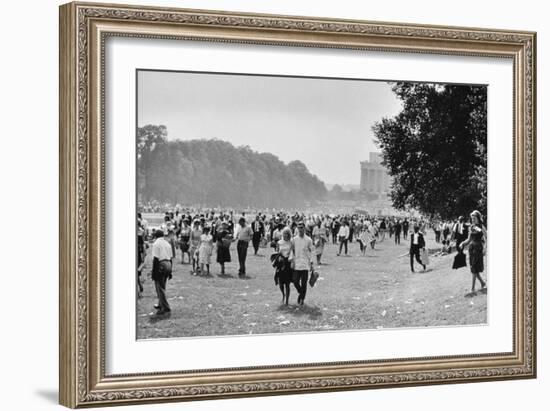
[137,125,327,208]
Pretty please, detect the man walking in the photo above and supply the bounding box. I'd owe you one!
[409,225,426,272]
[332,218,340,244]
[251,214,264,255]
[235,217,253,277]
[394,219,402,245]
[452,216,468,250]
[291,221,314,305]
[151,229,173,314]
[336,220,350,256]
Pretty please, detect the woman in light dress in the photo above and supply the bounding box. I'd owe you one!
[358,224,369,256]
[198,225,214,276]
[367,220,378,250]
[189,220,202,275]
[312,219,328,265]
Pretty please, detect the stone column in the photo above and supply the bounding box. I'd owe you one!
[369,168,375,191]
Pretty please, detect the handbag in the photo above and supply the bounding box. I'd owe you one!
[452,250,467,269]
[309,269,319,287]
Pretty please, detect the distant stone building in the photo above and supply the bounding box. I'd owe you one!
[360,152,391,198]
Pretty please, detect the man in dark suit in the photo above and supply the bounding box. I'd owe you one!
[410,225,426,272]
[394,219,402,245]
[251,215,264,255]
[451,216,468,250]
[332,218,341,244]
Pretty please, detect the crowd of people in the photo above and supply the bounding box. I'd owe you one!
[137,206,487,316]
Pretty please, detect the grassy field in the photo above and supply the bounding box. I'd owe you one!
[137,232,487,339]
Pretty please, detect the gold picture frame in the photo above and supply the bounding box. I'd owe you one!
[59,1,536,408]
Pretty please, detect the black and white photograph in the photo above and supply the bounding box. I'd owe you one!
[135,70,488,339]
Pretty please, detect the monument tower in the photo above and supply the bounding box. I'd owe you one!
[360,152,391,198]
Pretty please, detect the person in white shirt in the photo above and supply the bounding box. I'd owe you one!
[235,217,253,277]
[337,221,350,256]
[151,229,173,314]
[291,221,314,305]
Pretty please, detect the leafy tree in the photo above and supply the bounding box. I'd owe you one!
[373,82,487,220]
[137,125,167,199]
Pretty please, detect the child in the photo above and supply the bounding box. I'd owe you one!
[198,225,214,276]
[434,239,452,257]
[442,239,452,255]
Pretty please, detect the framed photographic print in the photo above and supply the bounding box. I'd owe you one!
[59,1,537,408]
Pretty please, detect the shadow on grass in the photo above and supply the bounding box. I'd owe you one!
[416,268,434,273]
[194,273,215,279]
[216,273,256,280]
[410,268,433,274]
[148,311,172,323]
[277,304,323,320]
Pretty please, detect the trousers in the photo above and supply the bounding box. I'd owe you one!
[237,240,249,275]
[154,275,171,312]
[410,245,423,271]
[293,269,309,302]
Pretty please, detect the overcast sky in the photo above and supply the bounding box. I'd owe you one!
[137,70,402,185]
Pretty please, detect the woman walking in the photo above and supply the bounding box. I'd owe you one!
[459,210,487,297]
[312,219,327,265]
[379,218,387,242]
[434,221,441,243]
[368,220,378,249]
[189,220,202,275]
[198,225,214,276]
[178,219,191,264]
[216,222,232,275]
[275,227,293,305]
[358,225,369,256]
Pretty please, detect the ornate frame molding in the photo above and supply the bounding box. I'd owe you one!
[59,2,536,408]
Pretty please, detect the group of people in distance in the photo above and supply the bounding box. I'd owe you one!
[137,205,487,316]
